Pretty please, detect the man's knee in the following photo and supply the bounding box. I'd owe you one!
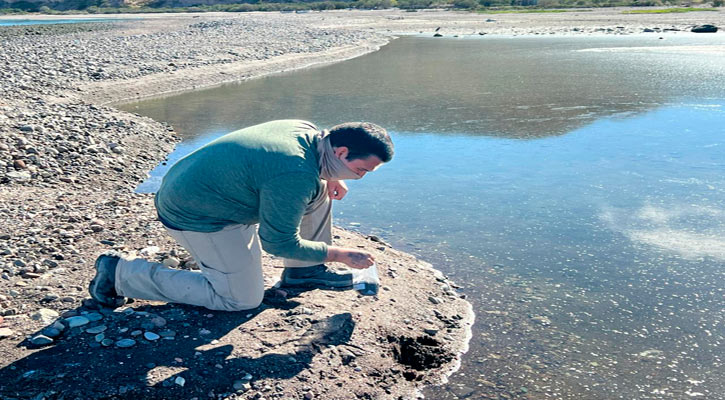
[212,291,263,312]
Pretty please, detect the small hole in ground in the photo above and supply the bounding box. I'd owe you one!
[388,335,454,373]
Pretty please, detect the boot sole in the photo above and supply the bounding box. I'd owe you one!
[280,277,353,289]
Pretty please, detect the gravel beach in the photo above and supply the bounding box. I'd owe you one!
[0,8,723,399]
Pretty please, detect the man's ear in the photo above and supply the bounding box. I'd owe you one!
[333,146,349,160]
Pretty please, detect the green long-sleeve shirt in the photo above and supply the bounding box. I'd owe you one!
[154,120,327,262]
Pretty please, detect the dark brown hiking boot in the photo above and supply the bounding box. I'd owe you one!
[88,252,126,308]
[280,264,353,288]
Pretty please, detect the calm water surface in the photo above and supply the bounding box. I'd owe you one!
[0,18,122,26]
[120,36,725,399]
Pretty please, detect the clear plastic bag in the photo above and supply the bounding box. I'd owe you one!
[352,263,379,296]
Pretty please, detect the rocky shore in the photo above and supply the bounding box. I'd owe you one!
[0,8,722,399]
[0,11,473,400]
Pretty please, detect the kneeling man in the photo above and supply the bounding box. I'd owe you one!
[89,120,394,311]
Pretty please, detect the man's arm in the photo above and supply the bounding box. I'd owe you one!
[258,174,327,262]
[258,174,376,269]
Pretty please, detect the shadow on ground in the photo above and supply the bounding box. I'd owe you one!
[0,288,356,399]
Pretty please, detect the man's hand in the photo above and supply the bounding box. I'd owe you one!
[326,180,348,201]
[326,246,375,269]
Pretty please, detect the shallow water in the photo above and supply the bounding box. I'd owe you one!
[0,18,121,26]
[121,35,725,398]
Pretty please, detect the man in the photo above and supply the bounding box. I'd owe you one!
[89,120,394,311]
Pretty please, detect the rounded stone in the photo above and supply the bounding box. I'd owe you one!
[65,316,90,328]
[162,257,180,268]
[85,325,107,334]
[144,332,160,341]
[85,312,104,322]
[116,338,136,348]
[31,308,59,323]
[41,327,62,338]
[31,335,54,346]
[159,329,176,338]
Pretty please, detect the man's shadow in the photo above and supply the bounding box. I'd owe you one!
[0,287,356,399]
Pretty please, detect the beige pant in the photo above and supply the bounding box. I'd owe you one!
[115,185,332,311]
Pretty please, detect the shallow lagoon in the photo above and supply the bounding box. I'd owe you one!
[121,35,725,398]
[0,18,122,26]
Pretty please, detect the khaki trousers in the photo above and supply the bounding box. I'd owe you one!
[115,184,332,311]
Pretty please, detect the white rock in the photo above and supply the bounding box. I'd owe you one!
[140,246,160,256]
[31,308,59,324]
[162,257,180,267]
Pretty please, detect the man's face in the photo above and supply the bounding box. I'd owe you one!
[342,155,383,178]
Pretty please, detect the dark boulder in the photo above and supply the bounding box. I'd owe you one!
[691,24,718,33]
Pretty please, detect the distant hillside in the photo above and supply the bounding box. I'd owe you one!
[2,0,712,15]
[0,0,369,11]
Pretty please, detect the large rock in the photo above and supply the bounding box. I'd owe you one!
[691,25,718,33]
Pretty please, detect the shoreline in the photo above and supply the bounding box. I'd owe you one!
[0,11,475,400]
[0,8,723,399]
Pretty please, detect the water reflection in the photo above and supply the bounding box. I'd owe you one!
[120,36,725,140]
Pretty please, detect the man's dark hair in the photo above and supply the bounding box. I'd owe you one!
[328,122,394,162]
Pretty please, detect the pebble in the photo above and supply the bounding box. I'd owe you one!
[233,380,251,392]
[116,338,136,348]
[41,327,62,338]
[174,376,185,387]
[140,246,160,256]
[0,328,14,338]
[30,334,53,346]
[428,296,443,305]
[65,316,90,328]
[423,328,439,336]
[151,316,166,327]
[50,320,65,332]
[85,325,107,334]
[101,338,114,347]
[30,308,59,324]
[159,329,176,338]
[95,333,105,342]
[144,332,160,341]
[42,293,59,302]
[530,315,551,326]
[162,257,180,267]
[86,312,104,322]
[13,160,27,170]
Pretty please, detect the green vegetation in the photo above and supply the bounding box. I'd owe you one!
[622,6,718,12]
[0,0,721,15]
[477,8,575,12]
